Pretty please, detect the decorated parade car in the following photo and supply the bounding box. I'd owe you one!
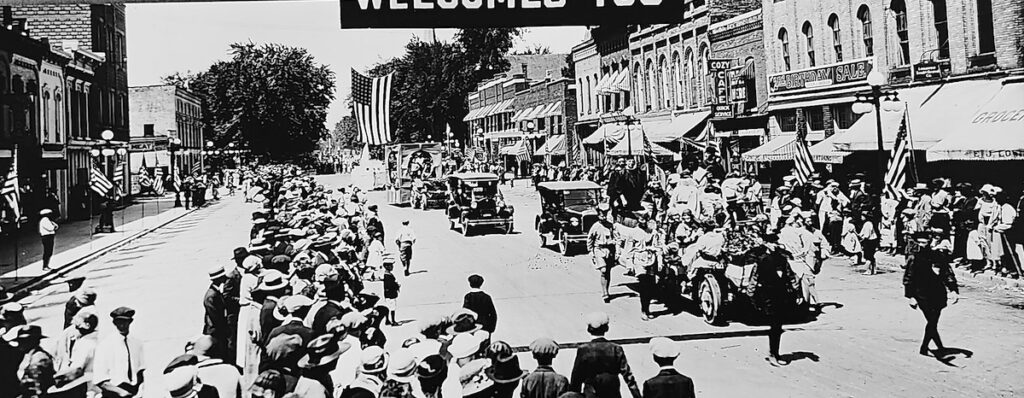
[535,181,602,256]
[414,178,449,210]
[446,172,514,236]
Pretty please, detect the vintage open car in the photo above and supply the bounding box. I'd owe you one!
[446,173,514,236]
[414,178,449,210]
[535,181,603,255]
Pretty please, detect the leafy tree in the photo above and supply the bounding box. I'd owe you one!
[562,52,575,79]
[456,28,523,83]
[164,43,335,163]
[332,115,361,150]
[512,44,551,55]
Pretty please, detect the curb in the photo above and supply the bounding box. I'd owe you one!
[871,254,1024,290]
[2,207,198,303]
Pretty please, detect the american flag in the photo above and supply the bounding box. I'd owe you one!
[884,114,911,199]
[90,166,114,197]
[154,167,166,195]
[2,146,20,221]
[516,139,531,163]
[792,122,814,185]
[190,161,203,175]
[112,161,126,193]
[351,69,393,145]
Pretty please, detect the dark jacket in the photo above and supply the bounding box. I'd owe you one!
[203,285,229,339]
[521,366,569,398]
[463,290,497,333]
[259,298,283,344]
[266,320,314,347]
[569,338,641,398]
[311,301,350,336]
[642,368,695,398]
[903,247,959,309]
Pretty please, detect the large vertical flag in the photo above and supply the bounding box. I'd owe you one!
[154,167,166,195]
[90,166,114,197]
[792,122,815,185]
[516,139,531,163]
[884,113,911,199]
[351,69,393,145]
[113,161,126,193]
[2,146,20,221]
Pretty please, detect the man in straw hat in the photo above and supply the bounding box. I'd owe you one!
[641,337,694,398]
[299,334,352,396]
[163,364,218,398]
[339,346,388,398]
[253,270,290,346]
[569,312,641,398]
[381,349,419,397]
[7,324,55,398]
[521,338,569,398]
[203,266,231,362]
[191,335,242,398]
[39,208,59,271]
[265,295,314,347]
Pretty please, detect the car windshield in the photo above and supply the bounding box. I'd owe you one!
[461,180,498,197]
[563,189,599,208]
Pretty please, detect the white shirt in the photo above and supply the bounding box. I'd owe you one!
[395,226,417,245]
[330,334,363,393]
[92,333,145,387]
[197,357,242,398]
[39,217,58,236]
[366,240,385,269]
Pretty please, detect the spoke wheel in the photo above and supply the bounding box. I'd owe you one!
[559,232,570,256]
[462,218,472,237]
[699,274,723,325]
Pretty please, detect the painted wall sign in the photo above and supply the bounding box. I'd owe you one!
[339,0,687,28]
[767,58,873,94]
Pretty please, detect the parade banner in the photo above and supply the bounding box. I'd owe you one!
[339,0,688,28]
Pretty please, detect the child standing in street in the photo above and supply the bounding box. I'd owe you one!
[383,263,400,326]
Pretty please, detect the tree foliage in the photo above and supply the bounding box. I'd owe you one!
[164,43,335,163]
[455,28,523,84]
[512,44,551,55]
[332,116,361,150]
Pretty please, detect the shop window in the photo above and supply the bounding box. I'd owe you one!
[144,124,154,136]
[892,0,911,66]
[829,14,843,62]
[778,110,797,132]
[779,29,791,72]
[977,0,995,54]
[806,107,825,131]
[831,104,858,130]
[803,22,816,67]
[933,0,949,59]
[538,117,546,131]
[858,6,874,57]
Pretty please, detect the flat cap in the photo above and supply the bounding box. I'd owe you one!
[649,337,679,358]
[529,338,559,356]
[110,306,135,320]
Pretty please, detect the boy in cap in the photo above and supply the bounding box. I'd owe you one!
[93,307,145,398]
[203,266,231,362]
[462,274,497,333]
[642,337,694,398]
[521,338,569,398]
[569,312,641,398]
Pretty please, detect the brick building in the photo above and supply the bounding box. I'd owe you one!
[574,26,633,165]
[129,85,204,189]
[757,0,1024,184]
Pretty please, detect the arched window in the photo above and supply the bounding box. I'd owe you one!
[658,55,671,109]
[583,76,591,114]
[633,63,643,111]
[857,5,874,57]
[698,45,709,105]
[645,59,656,111]
[932,0,949,59]
[803,22,816,67]
[592,73,598,114]
[977,0,995,53]
[828,14,843,62]
[577,78,584,116]
[671,52,682,107]
[685,48,696,107]
[891,0,910,65]
[778,29,791,71]
[11,76,24,94]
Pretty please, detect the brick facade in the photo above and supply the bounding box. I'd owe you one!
[129,85,204,178]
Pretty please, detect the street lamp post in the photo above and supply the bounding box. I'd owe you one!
[169,137,183,207]
[90,129,122,233]
[526,120,538,166]
[852,68,901,227]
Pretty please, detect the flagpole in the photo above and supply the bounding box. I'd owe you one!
[902,101,920,184]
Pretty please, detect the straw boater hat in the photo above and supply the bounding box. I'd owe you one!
[299,334,352,369]
[360,346,389,374]
[164,366,200,398]
[446,310,482,335]
[387,349,420,384]
[254,270,288,292]
[448,331,485,360]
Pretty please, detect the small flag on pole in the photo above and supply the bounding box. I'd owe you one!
[2,146,20,221]
[113,161,126,193]
[793,121,815,185]
[516,139,531,163]
[90,167,114,197]
[884,112,911,199]
[190,162,203,175]
[351,69,393,145]
[154,168,166,195]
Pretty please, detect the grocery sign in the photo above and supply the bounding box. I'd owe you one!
[339,0,688,28]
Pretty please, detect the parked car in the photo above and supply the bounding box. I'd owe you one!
[535,181,602,255]
[446,173,514,236]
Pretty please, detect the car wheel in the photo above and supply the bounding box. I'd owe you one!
[559,232,570,256]
[540,233,547,247]
[504,222,513,234]
[461,218,472,237]
[699,274,723,325]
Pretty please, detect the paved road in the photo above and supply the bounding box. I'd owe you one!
[23,174,1024,398]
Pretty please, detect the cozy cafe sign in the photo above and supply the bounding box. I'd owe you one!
[340,0,687,28]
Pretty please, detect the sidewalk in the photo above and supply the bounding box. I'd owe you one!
[0,194,194,297]
[852,250,1024,290]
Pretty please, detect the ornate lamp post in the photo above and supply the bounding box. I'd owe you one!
[852,69,902,193]
[89,129,122,233]
[168,137,183,207]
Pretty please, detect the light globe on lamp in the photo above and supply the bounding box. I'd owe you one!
[866,69,886,87]
[101,148,115,156]
[116,148,127,156]
[89,149,101,157]
[852,101,873,115]
[100,130,114,141]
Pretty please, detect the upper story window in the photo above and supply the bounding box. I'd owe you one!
[828,14,844,62]
[803,22,816,67]
[779,29,791,71]
[892,0,911,65]
[858,6,874,57]
[977,0,995,54]
[932,0,949,59]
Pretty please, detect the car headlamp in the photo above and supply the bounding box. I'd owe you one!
[570,217,580,226]
[471,201,478,209]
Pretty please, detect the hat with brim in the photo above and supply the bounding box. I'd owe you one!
[485,361,528,384]
[361,346,390,373]
[460,359,494,397]
[416,354,448,382]
[448,332,484,359]
[232,247,250,261]
[387,350,420,384]
[446,312,482,335]
[39,209,53,216]
[254,270,288,292]
[299,335,352,369]
[3,325,45,344]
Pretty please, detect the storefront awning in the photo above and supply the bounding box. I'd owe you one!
[513,105,537,122]
[598,70,624,94]
[500,139,530,155]
[463,107,482,122]
[535,135,567,156]
[833,79,1001,151]
[926,80,1024,161]
[485,99,515,117]
[742,134,800,162]
[540,101,563,118]
[808,132,850,164]
[611,70,631,92]
[582,122,632,145]
[645,111,710,143]
[594,73,615,93]
[606,129,675,157]
[130,150,171,168]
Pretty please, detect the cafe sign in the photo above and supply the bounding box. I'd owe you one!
[708,59,733,119]
[767,58,873,94]
[340,0,687,28]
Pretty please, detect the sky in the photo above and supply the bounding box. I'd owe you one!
[125,0,587,128]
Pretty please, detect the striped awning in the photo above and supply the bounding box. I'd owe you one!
[535,135,567,156]
[485,99,515,117]
[610,70,631,92]
[742,134,800,163]
[542,101,563,118]
[523,105,546,120]
[809,131,850,164]
[594,73,615,93]
[513,105,540,122]
[599,70,625,94]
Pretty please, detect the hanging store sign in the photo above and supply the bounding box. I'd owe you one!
[767,58,873,94]
[339,0,688,28]
[709,59,733,119]
[912,60,951,82]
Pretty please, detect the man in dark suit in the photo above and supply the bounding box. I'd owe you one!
[462,274,497,333]
[310,283,351,336]
[203,266,230,361]
[642,337,695,398]
[570,312,641,398]
[265,295,314,346]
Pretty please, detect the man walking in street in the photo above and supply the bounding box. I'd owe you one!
[641,338,694,398]
[93,307,145,398]
[569,312,641,398]
[462,274,497,333]
[203,266,231,361]
[587,204,618,303]
[395,220,417,276]
[39,209,58,271]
